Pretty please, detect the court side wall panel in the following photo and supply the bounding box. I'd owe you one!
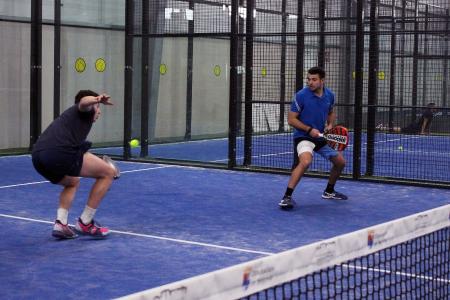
[59,27,125,144]
[154,38,188,139]
[0,22,30,150]
[192,38,229,137]
[41,25,55,132]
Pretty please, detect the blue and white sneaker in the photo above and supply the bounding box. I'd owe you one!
[322,190,348,200]
[279,195,296,210]
[52,220,78,239]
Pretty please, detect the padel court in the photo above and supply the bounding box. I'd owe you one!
[1,0,450,298]
[0,154,448,299]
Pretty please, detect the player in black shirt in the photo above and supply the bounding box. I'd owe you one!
[401,103,436,135]
[32,90,117,239]
[376,103,436,135]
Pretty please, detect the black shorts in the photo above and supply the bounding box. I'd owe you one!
[32,149,85,184]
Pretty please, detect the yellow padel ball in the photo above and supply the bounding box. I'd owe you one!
[129,139,140,148]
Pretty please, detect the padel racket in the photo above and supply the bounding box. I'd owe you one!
[103,155,120,179]
[318,125,349,151]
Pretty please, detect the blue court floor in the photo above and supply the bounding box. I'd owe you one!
[0,155,449,299]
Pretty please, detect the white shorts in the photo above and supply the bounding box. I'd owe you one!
[296,140,315,156]
[295,139,339,160]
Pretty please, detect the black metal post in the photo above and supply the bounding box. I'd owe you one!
[399,0,406,108]
[388,0,396,131]
[295,0,304,91]
[243,0,254,166]
[236,0,245,133]
[124,0,134,159]
[366,0,379,176]
[140,0,149,157]
[353,0,365,180]
[53,0,61,119]
[30,0,42,150]
[343,0,352,127]
[185,0,194,140]
[411,0,419,121]
[443,9,449,106]
[421,5,429,105]
[279,0,287,132]
[228,0,239,169]
[318,0,326,68]
[294,0,305,167]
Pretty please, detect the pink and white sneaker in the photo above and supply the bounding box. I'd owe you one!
[75,218,110,238]
[52,220,78,239]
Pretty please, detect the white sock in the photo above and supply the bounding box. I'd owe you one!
[80,205,96,225]
[56,208,69,225]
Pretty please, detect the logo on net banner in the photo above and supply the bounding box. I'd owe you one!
[242,267,252,290]
[313,241,337,265]
[414,213,431,231]
[151,286,187,300]
[367,229,389,248]
[242,265,275,290]
[367,230,375,248]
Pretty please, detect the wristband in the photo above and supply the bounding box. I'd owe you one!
[306,127,313,134]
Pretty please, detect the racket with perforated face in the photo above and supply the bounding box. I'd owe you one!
[318,125,349,151]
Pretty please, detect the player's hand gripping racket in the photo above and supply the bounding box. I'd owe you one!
[103,155,120,179]
[318,125,349,151]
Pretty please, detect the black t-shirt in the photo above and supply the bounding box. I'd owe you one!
[32,104,95,153]
[417,109,433,131]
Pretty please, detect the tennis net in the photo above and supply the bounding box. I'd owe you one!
[117,204,450,300]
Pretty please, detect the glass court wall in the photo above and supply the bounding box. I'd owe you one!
[1,0,449,188]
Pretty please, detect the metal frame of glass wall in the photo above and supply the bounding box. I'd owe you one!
[3,0,450,188]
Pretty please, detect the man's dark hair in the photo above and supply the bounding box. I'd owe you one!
[75,90,99,104]
[307,66,326,79]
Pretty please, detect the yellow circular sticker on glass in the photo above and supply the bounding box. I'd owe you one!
[213,65,221,77]
[159,64,167,75]
[261,67,267,77]
[75,58,86,73]
[95,58,106,72]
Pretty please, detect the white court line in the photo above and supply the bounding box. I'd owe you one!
[0,180,49,189]
[0,165,175,189]
[344,263,450,284]
[121,165,174,174]
[0,213,274,256]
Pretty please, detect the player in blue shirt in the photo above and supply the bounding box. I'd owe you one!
[279,67,348,210]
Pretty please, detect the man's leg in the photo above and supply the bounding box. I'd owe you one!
[287,152,313,189]
[328,153,345,185]
[75,152,116,237]
[79,152,116,209]
[279,152,312,210]
[52,176,80,239]
[322,152,347,200]
[280,140,315,210]
[57,176,81,221]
